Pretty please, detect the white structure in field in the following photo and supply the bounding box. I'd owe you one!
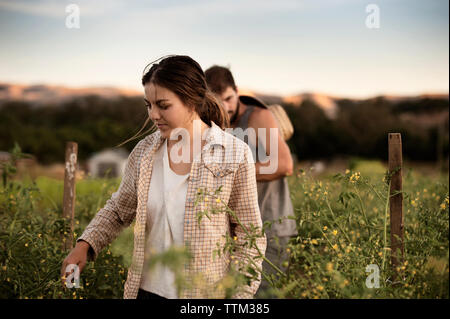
[87,148,129,178]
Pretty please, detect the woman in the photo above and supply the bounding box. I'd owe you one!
[60,55,266,299]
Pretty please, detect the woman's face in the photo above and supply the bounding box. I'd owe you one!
[144,82,195,139]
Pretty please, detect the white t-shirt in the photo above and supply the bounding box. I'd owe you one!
[140,139,190,298]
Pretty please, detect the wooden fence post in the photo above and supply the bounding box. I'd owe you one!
[388,133,404,275]
[62,142,78,251]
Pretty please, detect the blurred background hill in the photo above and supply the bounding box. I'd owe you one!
[0,82,447,175]
[0,0,447,178]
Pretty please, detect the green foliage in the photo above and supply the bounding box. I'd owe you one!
[0,149,127,299]
[284,97,449,162]
[0,96,149,164]
[1,96,448,164]
[0,150,448,299]
[278,166,449,298]
[0,179,127,299]
[1,143,32,188]
[189,165,449,299]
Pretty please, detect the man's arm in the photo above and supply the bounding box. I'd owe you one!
[249,108,294,182]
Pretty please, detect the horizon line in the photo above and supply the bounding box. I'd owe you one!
[1,80,448,101]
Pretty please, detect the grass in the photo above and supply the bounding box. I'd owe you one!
[4,158,447,298]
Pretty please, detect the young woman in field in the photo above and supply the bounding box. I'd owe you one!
[60,55,266,299]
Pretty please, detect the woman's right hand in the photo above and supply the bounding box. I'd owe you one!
[60,240,90,288]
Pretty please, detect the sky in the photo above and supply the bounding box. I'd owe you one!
[0,0,448,98]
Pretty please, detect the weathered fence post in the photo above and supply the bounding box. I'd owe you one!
[62,142,78,251]
[388,133,404,276]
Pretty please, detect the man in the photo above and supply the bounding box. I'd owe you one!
[205,66,297,298]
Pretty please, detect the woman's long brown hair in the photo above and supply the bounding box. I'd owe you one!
[117,55,229,147]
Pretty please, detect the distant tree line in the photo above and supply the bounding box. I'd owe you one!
[0,95,448,165]
[284,97,449,163]
[0,95,148,163]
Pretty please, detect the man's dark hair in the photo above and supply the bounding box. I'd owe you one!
[205,65,237,95]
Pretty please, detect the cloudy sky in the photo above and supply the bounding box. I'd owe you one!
[0,0,448,98]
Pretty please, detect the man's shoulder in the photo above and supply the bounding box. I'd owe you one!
[248,107,277,129]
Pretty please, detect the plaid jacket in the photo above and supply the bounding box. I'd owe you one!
[77,121,266,299]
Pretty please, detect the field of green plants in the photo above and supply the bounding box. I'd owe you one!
[0,149,448,299]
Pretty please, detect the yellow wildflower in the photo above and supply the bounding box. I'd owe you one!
[332,230,338,236]
[326,263,333,272]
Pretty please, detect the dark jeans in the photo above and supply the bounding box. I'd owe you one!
[137,289,167,300]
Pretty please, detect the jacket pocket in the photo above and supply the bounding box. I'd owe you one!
[204,163,237,178]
